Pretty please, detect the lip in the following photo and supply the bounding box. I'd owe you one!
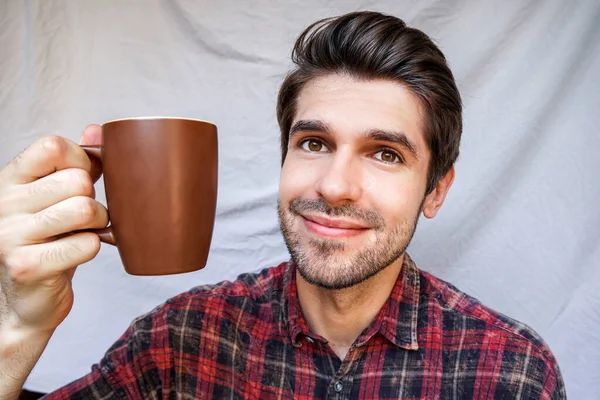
[301,214,369,239]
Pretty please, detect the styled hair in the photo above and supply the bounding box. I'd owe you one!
[276,11,462,194]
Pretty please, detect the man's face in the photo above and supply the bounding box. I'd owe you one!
[278,74,437,290]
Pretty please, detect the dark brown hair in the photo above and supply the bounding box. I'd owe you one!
[276,11,462,194]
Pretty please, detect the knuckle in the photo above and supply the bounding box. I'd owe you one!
[4,251,36,283]
[39,136,68,160]
[74,232,101,257]
[28,169,95,199]
[73,196,98,223]
[67,169,94,197]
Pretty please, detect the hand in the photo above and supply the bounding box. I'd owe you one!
[0,125,109,334]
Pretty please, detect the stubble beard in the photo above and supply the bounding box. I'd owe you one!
[278,198,421,290]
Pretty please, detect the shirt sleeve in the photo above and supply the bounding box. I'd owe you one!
[545,361,567,400]
[41,305,171,400]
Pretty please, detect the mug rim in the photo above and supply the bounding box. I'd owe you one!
[103,116,216,127]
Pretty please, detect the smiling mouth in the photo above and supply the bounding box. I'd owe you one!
[301,214,370,239]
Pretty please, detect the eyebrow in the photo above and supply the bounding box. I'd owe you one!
[289,119,420,160]
[289,119,330,138]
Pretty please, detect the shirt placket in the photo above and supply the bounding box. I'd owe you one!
[325,345,362,400]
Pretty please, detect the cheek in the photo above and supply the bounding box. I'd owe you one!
[363,171,425,222]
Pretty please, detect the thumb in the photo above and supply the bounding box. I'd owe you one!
[79,124,103,183]
[79,124,102,146]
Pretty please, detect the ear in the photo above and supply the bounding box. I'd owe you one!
[422,166,455,219]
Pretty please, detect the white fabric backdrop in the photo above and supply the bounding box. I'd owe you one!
[1,0,598,398]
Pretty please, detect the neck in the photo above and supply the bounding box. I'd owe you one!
[296,255,404,360]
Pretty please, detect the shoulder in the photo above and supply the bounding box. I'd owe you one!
[419,269,551,353]
[418,269,565,397]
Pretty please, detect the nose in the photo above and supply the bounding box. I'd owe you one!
[315,151,362,206]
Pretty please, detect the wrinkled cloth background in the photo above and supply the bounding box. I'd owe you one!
[1,0,598,398]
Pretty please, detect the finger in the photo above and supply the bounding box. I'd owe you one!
[1,168,95,215]
[79,124,102,146]
[24,196,108,242]
[0,136,92,185]
[4,232,100,283]
[79,125,103,183]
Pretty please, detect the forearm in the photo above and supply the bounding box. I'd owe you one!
[0,312,54,400]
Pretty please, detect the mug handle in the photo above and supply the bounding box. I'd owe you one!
[80,145,116,246]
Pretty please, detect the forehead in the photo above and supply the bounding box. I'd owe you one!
[293,74,427,149]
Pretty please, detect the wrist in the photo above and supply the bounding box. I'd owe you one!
[0,314,55,400]
[0,314,54,356]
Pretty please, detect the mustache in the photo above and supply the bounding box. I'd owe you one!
[288,198,385,229]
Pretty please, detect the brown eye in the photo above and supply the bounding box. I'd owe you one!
[301,139,327,152]
[374,150,401,163]
[308,140,322,152]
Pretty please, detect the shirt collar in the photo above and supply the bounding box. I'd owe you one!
[283,261,321,346]
[283,254,420,351]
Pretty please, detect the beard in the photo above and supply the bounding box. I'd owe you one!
[278,197,422,290]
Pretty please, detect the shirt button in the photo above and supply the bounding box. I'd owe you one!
[334,381,343,392]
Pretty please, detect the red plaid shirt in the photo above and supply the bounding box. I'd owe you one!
[43,255,565,399]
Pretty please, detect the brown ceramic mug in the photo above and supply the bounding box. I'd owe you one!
[80,117,218,276]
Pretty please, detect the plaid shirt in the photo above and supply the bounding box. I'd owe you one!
[43,255,565,399]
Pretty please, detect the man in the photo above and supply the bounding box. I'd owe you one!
[0,11,565,399]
